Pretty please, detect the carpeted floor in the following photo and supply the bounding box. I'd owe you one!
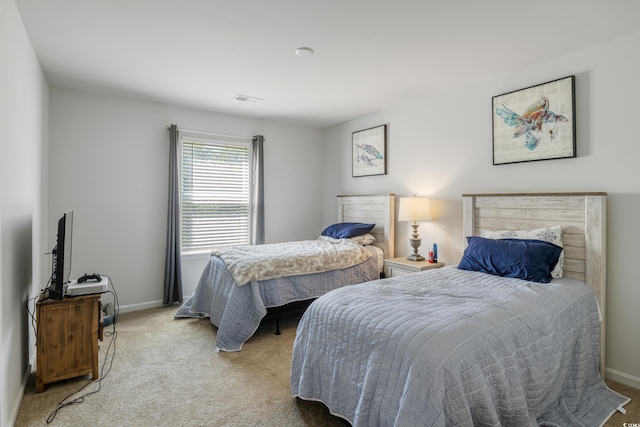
[15,306,639,426]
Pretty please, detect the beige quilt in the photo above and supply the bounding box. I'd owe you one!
[211,237,371,286]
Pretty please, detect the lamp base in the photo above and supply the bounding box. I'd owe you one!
[407,225,424,262]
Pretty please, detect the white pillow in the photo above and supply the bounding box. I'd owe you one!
[481,225,563,278]
[349,233,376,246]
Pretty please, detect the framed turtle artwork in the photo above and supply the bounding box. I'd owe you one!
[492,76,576,165]
[352,124,387,177]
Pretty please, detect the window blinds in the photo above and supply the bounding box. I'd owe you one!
[181,138,251,252]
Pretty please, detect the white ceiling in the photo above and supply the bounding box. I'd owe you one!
[16,0,640,128]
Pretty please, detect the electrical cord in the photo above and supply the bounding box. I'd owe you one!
[26,277,53,345]
[26,290,44,341]
[46,276,120,423]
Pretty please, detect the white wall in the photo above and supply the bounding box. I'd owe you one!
[0,0,49,425]
[322,32,640,388]
[48,87,325,309]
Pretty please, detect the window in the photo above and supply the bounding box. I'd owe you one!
[180,134,253,253]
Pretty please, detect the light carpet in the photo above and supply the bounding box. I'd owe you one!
[15,306,638,426]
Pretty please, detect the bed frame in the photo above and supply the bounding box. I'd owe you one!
[462,192,607,377]
[337,194,395,259]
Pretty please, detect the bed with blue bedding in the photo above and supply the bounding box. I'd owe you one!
[176,246,379,351]
[291,267,627,426]
[175,194,395,352]
[290,192,627,426]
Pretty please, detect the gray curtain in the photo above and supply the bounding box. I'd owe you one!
[251,135,265,245]
[163,124,183,305]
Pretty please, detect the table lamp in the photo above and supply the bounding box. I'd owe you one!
[398,195,432,261]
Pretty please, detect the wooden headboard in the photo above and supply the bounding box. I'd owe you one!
[337,194,395,259]
[461,192,607,377]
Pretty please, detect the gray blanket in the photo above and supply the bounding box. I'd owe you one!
[175,254,378,351]
[291,266,628,426]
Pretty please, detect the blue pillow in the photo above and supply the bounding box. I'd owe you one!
[321,222,375,239]
[457,236,563,283]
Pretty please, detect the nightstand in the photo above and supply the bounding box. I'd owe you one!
[384,257,445,278]
[36,293,103,393]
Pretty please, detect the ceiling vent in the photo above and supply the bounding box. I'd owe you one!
[233,94,263,103]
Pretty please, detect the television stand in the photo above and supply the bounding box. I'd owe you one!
[36,293,103,393]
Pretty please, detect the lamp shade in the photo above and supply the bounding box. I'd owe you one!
[398,196,432,221]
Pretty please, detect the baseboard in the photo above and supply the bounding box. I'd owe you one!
[8,360,33,427]
[606,367,640,390]
[117,299,164,313]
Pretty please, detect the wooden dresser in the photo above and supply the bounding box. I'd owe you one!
[36,293,103,393]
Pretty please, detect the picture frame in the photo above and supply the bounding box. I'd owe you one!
[492,75,576,165]
[352,124,387,177]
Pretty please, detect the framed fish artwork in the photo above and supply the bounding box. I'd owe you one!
[492,76,576,165]
[352,124,387,177]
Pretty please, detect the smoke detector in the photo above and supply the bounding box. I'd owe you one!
[295,47,314,57]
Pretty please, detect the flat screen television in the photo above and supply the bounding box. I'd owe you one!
[49,210,73,299]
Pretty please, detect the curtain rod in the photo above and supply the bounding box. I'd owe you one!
[166,125,253,141]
